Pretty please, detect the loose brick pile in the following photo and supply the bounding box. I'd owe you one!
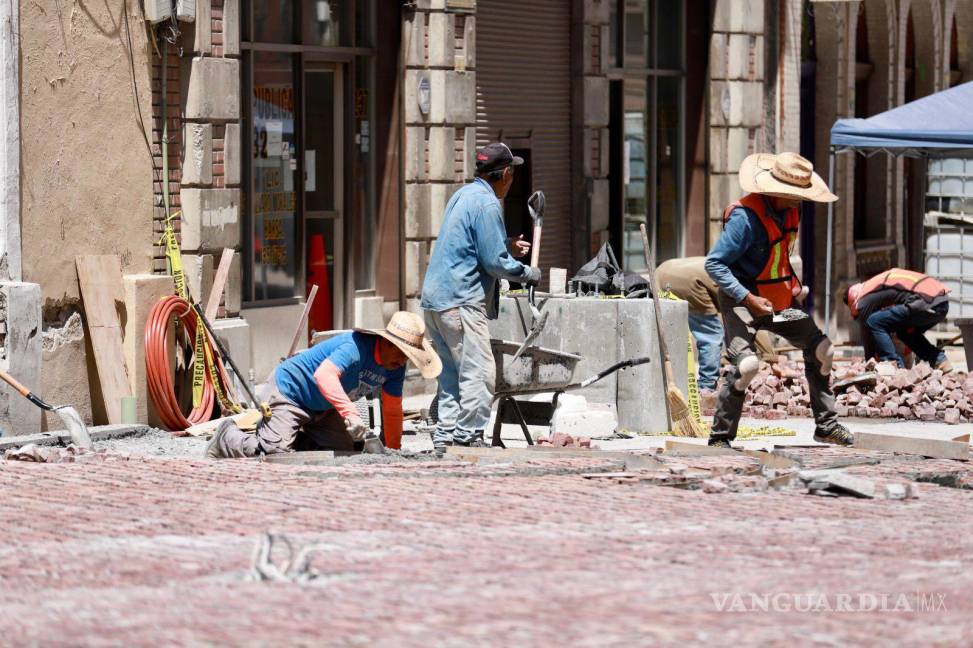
[737,358,973,424]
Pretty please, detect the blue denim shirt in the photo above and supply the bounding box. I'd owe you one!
[704,195,787,303]
[421,178,528,317]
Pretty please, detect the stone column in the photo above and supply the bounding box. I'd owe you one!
[708,0,766,246]
[402,1,477,313]
[578,0,611,257]
[0,283,41,435]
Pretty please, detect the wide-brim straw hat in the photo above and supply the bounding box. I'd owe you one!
[739,152,837,203]
[355,311,442,379]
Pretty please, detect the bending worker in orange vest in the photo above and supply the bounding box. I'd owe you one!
[845,269,951,371]
[704,152,853,448]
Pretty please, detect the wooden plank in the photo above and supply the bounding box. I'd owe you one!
[286,284,318,357]
[184,410,262,437]
[853,432,969,461]
[76,255,132,424]
[205,248,235,321]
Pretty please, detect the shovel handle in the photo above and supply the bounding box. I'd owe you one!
[0,369,32,398]
[530,223,542,267]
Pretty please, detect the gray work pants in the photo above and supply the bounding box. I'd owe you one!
[214,376,353,457]
[424,305,496,445]
[711,292,838,442]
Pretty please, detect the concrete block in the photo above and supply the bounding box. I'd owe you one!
[184,57,240,120]
[616,298,689,434]
[224,122,242,186]
[188,0,211,54]
[710,127,729,173]
[584,76,610,127]
[404,126,427,181]
[241,304,303,379]
[381,301,398,326]
[431,71,476,124]
[713,0,764,34]
[709,173,742,223]
[212,317,252,401]
[551,395,616,438]
[462,126,477,179]
[405,241,428,297]
[549,268,567,295]
[429,183,462,234]
[428,127,456,181]
[182,254,214,305]
[403,13,426,67]
[710,81,763,128]
[405,183,432,238]
[726,127,755,172]
[0,282,42,435]
[710,33,728,80]
[590,179,610,231]
[354,296,385,329]
[181,122,213,186]
[727,34,763,81]
[223,0,240,56]
[40,311,92,431]
[180,188,241,251]
[583,0,611,24]
[405,298,422,316]
[428,13,455,67]
[123,274,174,427]
[225,252,242,316]
[463,15,476,68]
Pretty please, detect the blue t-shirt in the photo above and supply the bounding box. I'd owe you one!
[274,332,405,413]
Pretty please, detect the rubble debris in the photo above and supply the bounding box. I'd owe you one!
[3,443,126,463]
[797,469,876,498]
[535,433,592,448]
[720,358,973,424]
[248,533,329,585]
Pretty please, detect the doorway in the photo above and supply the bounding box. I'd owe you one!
[302,62,344,333]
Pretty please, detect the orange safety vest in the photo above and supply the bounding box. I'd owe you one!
[849,268,949,317]
[722,193,800,312]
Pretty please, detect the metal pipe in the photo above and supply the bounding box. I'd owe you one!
[824,147,837,336]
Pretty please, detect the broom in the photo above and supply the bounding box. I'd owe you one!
[639,224,707,438]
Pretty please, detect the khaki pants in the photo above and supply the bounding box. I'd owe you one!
[213,376,353,457]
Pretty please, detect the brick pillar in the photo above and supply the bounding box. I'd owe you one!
[402,1,477,314]
[708,0,766,246]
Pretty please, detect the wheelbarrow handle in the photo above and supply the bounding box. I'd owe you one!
[572,357,651,390]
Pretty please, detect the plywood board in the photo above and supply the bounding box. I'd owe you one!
[205,248,235,320]
[76,255,132,424]
[853,432,969,461]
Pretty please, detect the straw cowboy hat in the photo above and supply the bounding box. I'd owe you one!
[739,152,838,203]
[356,311,442,379]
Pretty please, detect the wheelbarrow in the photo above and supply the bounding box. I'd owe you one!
[489,340,650,447]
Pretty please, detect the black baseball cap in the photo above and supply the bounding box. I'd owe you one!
[475,143,524,174]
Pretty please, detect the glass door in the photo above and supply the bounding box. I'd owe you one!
[302,62,343,332]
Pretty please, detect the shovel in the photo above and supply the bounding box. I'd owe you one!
[512,191,549,361]
[0,369,92,449]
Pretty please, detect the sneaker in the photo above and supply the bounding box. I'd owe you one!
[707,437,733,449]
[935,358,954,374]
[205,419,234,458]
[814,424,855,446]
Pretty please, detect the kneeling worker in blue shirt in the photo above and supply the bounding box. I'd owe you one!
[421,143,542,451]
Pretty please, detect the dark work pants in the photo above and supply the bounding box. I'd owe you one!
[711,292,839,442]
[864,302,948,367]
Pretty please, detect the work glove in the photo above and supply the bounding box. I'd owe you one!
[522,266,542,287]
[344,416,369,441]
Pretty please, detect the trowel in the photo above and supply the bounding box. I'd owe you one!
[512,191,549,361]
[0,369,92,449]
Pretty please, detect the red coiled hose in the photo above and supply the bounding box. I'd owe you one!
[145,295,227,432]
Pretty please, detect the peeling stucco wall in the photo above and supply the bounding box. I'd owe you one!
[19,0,155,301]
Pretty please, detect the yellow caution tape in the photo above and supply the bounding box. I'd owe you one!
[203,333,241,414]
[160,211,188,302]
[192,321,206,408]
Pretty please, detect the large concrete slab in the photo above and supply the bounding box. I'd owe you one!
[180,188,241,251]
[0,282,42,435]
[242,303,305,380]
[184,57,240,120]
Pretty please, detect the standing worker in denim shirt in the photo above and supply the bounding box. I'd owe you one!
[421,143,542,452]
[705,152,853,448]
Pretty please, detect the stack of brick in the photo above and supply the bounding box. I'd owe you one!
[731,358,973,425]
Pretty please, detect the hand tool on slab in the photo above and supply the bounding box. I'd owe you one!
[639,223,706,438]
[0,369,92,449]
[512,191,549,361]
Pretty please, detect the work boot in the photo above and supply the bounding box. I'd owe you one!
[707,436,733,449]
[205,420,234,459]
[813,424,855,447]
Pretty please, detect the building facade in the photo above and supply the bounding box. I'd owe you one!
[0,0,970,433]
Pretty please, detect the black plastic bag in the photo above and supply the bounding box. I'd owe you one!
[570,242,650,298]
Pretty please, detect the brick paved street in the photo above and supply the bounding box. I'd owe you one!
[1,444,971,646]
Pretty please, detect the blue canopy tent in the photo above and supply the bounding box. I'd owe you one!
[823,81,973,333]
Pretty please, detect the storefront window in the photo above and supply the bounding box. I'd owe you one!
[251,52,299,300]
[302,0,349,46]
[252,0,297,43]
